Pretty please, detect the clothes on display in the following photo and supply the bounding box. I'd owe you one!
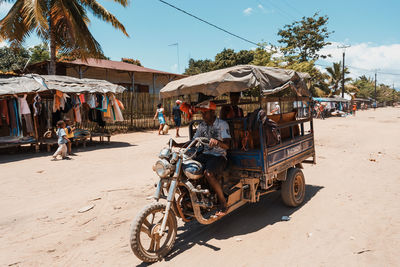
[1,91,124,145]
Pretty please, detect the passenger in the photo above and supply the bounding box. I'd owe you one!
[271,102,281,114]
[220,92,244,120]
[173,101,231,217]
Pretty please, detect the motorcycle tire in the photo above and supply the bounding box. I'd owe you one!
[130,203,177,263]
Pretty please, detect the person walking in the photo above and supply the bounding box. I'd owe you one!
[352,103,357,116]
[172,100,182,137]
[52,120,70,161]
[154,103,166,135]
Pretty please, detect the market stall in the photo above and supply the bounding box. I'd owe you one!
[0,74,126,152]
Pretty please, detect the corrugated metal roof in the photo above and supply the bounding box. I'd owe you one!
[64,58,184,77]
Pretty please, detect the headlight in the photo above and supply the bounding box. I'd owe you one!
[153,159,171,178]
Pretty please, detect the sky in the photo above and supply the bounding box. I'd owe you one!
[1,0,400,88]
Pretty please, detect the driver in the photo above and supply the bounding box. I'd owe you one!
[174,101,231,217]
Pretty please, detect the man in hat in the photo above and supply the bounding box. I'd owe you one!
[173,101,231,216]
[172,100,183,137]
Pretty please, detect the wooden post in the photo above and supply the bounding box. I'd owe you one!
[33,115,39,152]
[130,72,135,128]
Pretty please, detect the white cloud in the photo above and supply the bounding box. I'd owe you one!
[243,7,253,16]
[258,4,264,10]
[319,42,400,88]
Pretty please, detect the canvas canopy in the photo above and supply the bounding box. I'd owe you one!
[160,65,310,99]
[0,74,126,96]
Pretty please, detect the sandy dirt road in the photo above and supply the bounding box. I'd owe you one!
[0,107,399,266]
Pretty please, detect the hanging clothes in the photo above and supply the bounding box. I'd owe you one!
[110,95,124,122]
[87,94,96,108]
[18,95,31,115]
[79,94,85,104]
[33,94,42,116]
[18,94,33,134]
[74,106,82,123]
[23,114,34,134]
[0,99,9,126]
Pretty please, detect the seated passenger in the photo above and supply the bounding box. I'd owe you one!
[220,92,244,120]
[173,101,231,217]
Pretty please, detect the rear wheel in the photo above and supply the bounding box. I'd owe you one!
[281,168,306,207]
[130,203,177,263]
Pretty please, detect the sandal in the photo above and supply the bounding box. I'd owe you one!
[215,206,228,217]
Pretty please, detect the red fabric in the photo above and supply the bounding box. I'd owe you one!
[79,94,85,103]
[180,102,194,120]
[0,99,9,126]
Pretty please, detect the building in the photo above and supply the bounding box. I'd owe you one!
[25,58,185,94]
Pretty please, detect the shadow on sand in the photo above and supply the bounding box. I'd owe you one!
[0,141,135,164]
[136,184,323,266]
[168,185,322,261]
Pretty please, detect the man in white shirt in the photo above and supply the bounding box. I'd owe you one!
[173,101,231,216]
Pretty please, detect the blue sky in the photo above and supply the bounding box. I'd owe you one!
[1,0,400,87]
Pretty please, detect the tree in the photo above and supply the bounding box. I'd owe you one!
[0,45,30,72]
[0,0,129,74]
[277,13,333,62]
[251,47,273,66]
[213,48,239,69]
[29,43,50,63]
[325,62,351,95]
[351,76,375,99]
[121,58,142,66]
[184,58,214,75]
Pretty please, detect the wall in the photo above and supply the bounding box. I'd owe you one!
[65,66,173,94]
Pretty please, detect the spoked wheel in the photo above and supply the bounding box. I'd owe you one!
[281,168,306,207]
[130,203,177,263]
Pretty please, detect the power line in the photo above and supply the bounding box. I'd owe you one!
[157,0,262,48]
[262,0,294,20]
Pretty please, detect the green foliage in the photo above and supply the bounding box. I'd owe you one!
[184,58,214,75]
[0,0,128,74]
[29,43,50,63]
[351,76,374,99]
[277,13,333,62]
[184,48,255,75]
[121,58,142,66]
[0,45,30,72]
[325,62,351,95]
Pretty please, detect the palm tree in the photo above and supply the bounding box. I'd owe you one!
[325,62,351,95]
[0,0,129,74]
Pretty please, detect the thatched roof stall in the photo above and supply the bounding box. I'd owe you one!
[0,75,126,151]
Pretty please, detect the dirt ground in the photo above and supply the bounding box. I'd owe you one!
[0,107,399,267]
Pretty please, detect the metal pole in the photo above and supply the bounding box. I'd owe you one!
[374,71,377,104]
[342,52,345,98]
[338,45,350,98]
[168,43,180,73]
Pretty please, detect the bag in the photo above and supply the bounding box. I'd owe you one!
[163,124,170,134]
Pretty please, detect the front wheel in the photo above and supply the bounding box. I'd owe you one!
[281,168,306,207]
[130,203,177,263]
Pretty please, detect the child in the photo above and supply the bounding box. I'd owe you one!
[52,120,70,160]
[64,119,76,156]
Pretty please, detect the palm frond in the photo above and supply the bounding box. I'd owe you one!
[80,0,129,36]
[0,0,34,44]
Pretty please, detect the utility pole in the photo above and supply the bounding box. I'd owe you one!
[374,71,377,109]
[338,45,350,98]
